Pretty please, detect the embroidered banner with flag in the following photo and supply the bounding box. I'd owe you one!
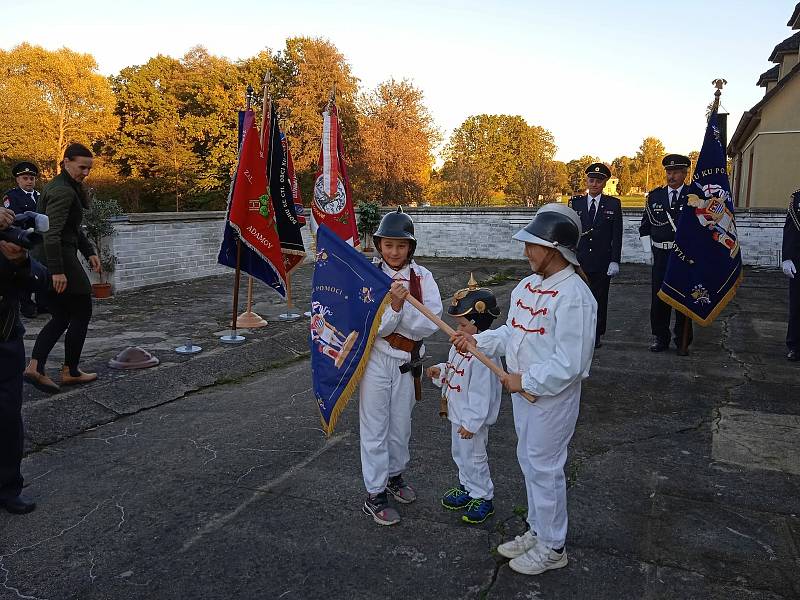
[311,224,391,435]
[218,110,286,297]
[658,109,743,325]
[263,102,306,274]
[312,101,360,247]
[284,133,306,227]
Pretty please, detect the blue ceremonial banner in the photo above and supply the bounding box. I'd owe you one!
[658,109,743,325]
[310,225,392,435]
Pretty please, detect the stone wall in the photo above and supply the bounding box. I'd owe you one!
[94,208,787,292]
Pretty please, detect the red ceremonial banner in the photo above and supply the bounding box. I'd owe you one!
[312,102,360,247]
[228,117,286,288]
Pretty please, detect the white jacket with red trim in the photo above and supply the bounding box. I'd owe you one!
[474,265,597,407]
[431,345,503,433]
[373,260,443,361]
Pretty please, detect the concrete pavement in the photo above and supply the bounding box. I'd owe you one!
[3,260,799,599]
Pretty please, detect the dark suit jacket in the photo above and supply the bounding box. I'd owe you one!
[783,189,800,264]
[570,194,623,273]
[638,185,691,244]
[35,172,96,295]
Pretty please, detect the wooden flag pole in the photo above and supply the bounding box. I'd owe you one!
[220,85,256,344]
[404,295,537,403]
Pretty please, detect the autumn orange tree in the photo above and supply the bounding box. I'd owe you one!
[0,43,117,177]
[357,78,440,204]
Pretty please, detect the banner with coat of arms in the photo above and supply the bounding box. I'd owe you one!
[312,101,360,247]
[310,225,391,435]
[658,108,743,325]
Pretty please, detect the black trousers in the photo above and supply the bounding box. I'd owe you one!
[651,248,692,346]
[586,270,610,337]
[0,338,25,500]
[788,274,800,351]
[32,292,92,370]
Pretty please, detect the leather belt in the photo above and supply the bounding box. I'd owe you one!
[384,332,416,353]
[651,240,674,250]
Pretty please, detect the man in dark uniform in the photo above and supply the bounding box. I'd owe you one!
[782,188,800,361]
[0,206,49,514]
[569,162,623,348]
[3,162,42,318]
[639,154,693,355]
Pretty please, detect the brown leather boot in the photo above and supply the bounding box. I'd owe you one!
[23,368,61,394]
[60,367,98,386]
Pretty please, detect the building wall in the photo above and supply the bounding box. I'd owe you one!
[92,208,788,293]
[732,73,800,208]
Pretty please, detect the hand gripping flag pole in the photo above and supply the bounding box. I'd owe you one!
[402,295,538,404]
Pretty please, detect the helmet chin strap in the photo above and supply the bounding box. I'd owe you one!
[534,247,557,276]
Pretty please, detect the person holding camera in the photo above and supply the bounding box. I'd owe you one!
[24,143,100,394]
[0,206,49,514]
[3,162,44,318]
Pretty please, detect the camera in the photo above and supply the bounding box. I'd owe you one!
[0,211,50,249]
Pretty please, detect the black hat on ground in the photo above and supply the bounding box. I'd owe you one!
[12,162,39,178]
[448,274,501,332]
[662,154,690,170]
[373,206,417,255]
[585,162,611,179]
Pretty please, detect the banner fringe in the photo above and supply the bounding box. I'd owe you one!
[321,294,392,436]
[657,270,744,326]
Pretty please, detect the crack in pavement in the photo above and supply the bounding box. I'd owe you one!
[179,432,349,552]
[0,498,111,600]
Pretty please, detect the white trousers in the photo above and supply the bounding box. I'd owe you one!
[451,422,493,500]
[358,350,414,495]
[512,388,580,549]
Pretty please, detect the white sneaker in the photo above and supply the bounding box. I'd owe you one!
[497,530,538,559]
[509,545,568,575]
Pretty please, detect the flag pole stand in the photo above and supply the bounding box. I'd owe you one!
[221,238,246,344]
[236,276,268,328]
[176,336,202,354]
[277,272,301,321]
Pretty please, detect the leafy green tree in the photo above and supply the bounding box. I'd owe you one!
[441,114,528,205]
[356,78,440,204]
[612,156,635,195]
[506,125,561,206]
[633,136,666,191]
[275,37,360,203]
[0,44,118,176]
[565,155,600,195]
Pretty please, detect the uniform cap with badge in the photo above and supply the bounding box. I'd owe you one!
[584,162,611,179]
[12,162,39,178]
[661,154,690,170]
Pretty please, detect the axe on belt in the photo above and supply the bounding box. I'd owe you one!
[404,295,538,404]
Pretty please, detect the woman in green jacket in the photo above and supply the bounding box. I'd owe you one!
[23,143,101,393]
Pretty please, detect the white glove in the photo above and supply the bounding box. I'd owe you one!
[783,260,796,279]
[640,236,653,265]
[607,262,619,277]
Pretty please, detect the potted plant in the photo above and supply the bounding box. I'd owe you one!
[357,200,381,252]
[83,196,123,298]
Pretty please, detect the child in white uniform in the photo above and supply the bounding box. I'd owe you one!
[453,203,597,574]
[360,207,443,526]
[428,275,502,524]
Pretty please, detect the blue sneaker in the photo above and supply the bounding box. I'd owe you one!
[441,485,472,510]
[462,498,494,524]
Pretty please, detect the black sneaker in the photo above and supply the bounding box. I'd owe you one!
[386,474,417,504]
[362,491,400,526]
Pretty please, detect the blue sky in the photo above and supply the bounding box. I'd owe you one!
[2,0,794,162]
